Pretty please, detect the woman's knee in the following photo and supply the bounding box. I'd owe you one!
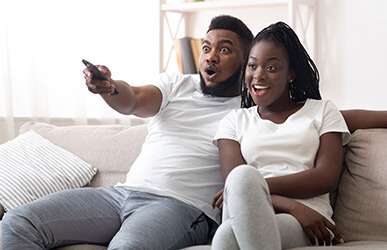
[225,165,266,190]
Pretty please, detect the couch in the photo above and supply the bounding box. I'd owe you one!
[1,122,387,250]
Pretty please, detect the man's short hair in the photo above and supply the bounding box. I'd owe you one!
[207,15,253,61]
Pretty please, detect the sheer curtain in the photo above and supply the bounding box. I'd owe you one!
[0,0,159,142]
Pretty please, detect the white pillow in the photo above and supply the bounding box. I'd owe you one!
[0,130,97,211]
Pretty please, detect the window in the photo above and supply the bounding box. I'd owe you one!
[0,0,159,118]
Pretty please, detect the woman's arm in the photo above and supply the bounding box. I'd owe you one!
[271,195,343,246]
[341,110,387,133]
[266,132,343,199]
[217,139,247,181]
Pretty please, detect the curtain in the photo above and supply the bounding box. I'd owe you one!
[0,0,159,142]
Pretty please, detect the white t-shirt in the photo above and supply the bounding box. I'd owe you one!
[213,99,350,222]
[120,73,241,223]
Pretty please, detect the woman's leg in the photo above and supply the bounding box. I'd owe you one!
[212,165,281,250]
[276,213,311,249]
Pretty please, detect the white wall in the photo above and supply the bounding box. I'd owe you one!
[317,0,387,110]
[176,0,387,110]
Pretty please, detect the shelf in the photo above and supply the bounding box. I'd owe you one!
[161,0,289,13]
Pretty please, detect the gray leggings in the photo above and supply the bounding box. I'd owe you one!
[212,165,311,250]
[2,187,215,250]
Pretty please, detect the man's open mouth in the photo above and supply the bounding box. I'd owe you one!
[205,65,217,79]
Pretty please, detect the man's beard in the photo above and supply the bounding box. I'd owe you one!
[199,67,242,97]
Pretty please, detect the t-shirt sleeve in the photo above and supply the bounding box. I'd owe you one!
[150,72,180,112]
[319,100,351,145]
[213,109,240,146]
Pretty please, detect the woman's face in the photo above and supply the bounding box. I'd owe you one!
[245,40,294,109]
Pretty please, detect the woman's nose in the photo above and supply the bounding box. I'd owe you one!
[253,67,265,81]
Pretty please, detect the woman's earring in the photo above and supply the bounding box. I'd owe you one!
[289,79,295,101]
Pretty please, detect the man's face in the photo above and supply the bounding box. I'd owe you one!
[199,29,243,89]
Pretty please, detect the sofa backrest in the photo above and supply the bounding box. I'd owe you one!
[19,121,148,187]
[334,129,387,242]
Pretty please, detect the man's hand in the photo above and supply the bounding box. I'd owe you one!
[289,202,344,246]
[212,189,224,209]
[83,65,117,95]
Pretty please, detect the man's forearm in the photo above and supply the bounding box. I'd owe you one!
[341,110,387,133]
[100,80,137,115]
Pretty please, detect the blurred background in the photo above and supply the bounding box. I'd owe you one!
[1,0,386,142]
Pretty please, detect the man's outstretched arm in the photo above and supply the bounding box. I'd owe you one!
[84,65,162,118]
[341,110,387,133]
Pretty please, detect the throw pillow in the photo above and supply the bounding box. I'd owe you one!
[334,129,387,242]
[0,130,97,211]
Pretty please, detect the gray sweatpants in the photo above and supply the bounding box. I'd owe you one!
[2,187,215,250]
[212,165,311,250]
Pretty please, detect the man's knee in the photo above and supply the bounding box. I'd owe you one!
[3,208,33,233]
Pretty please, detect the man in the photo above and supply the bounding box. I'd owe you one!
[2,15,254,250]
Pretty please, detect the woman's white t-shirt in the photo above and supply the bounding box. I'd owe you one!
[214,99,350,222]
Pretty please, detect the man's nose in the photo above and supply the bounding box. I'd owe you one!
[206,50,219,64]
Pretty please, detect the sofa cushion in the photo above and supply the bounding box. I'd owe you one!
[334,129,387,242]
[19,122,148,187]
[0,131,97,211]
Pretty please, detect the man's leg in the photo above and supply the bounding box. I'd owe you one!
[2,187,125,250]
[108,191,213,250]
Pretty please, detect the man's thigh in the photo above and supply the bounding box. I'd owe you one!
[109,193,212,250]
[8,187,124,248]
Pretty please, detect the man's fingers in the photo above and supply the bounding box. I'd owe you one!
[97,65,111,78]
[215,194,223,208]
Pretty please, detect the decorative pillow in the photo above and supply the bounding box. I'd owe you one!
[334,129,387,242]
[0,130,97,211]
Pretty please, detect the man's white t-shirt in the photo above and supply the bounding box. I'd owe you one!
[120,73,240,223]
[213,99,350,222]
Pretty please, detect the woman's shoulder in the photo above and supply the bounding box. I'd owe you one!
[305,99,338,111]
[227,106,257,117]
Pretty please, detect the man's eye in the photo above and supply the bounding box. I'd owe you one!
[202,46,210,53]
[220,47,231,53]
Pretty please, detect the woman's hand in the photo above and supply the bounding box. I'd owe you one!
[212,189,224,209]
[289,202,344,246]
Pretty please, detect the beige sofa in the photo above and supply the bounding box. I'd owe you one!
[1,122,387,250]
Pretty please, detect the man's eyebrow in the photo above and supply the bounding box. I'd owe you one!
[202,39,235,46]
[218,39,234,46]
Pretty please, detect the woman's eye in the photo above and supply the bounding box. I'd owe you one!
[266,65,277,72]
[247,63,256,70]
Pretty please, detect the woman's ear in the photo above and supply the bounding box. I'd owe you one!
[288,70,296,83]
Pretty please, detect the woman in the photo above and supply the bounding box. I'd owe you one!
[211,22,350,249]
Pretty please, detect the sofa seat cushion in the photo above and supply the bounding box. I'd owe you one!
[334,129,387,242]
